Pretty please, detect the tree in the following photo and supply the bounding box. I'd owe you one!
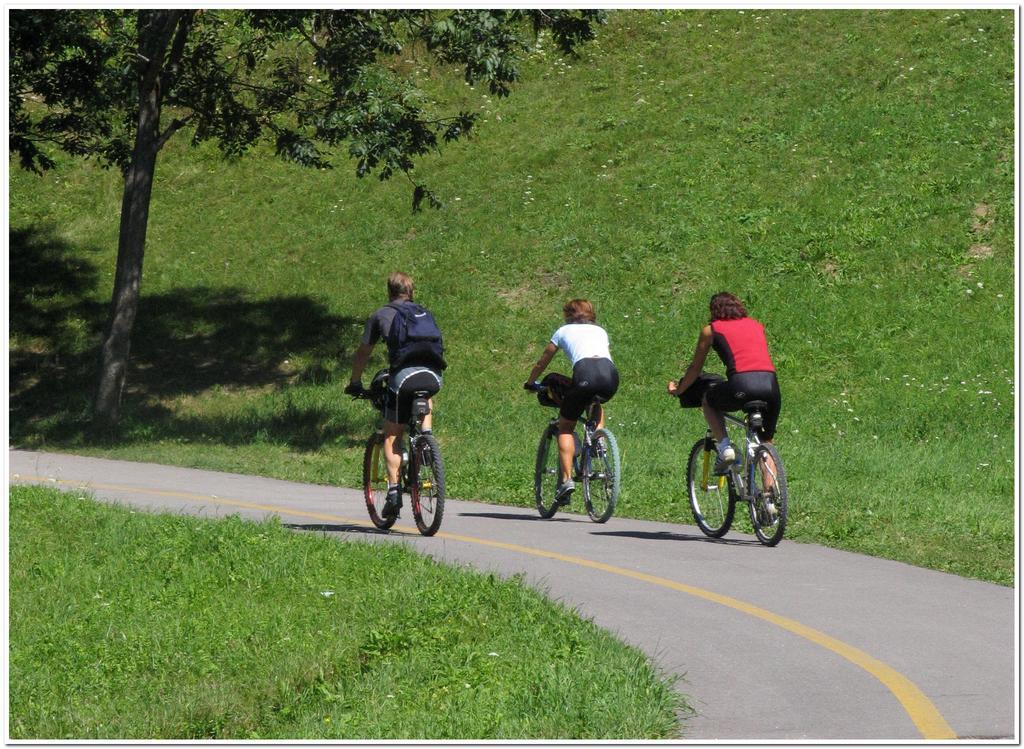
[9,9,604,429]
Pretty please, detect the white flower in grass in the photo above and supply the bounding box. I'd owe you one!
[320,590,335,597]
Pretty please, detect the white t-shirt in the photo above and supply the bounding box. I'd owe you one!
[550,323,612,367]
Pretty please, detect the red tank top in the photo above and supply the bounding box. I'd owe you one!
[710,318,775,377]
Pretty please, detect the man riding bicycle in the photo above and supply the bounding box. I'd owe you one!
[346,272,446,520]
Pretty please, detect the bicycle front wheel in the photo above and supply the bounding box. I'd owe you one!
[583,428,620,523]
[686,438,734,537]
[410,433,445,536]
[362,433,396,530]
[534,425,560,518]
[748,443,788,546]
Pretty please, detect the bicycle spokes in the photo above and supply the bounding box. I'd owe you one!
[583,428,619,523]
[363,435,396,531]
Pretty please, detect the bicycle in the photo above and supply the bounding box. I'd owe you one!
[351,370,445,536]
[527,380,620,523]
[685,400,788,546]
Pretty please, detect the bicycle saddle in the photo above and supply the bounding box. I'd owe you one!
[742,400,768,414]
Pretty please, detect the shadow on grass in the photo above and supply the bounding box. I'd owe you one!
[10,225,365,452]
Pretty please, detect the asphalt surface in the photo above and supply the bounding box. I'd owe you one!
[9,449,1017,741]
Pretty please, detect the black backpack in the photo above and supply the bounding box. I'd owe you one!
[386,301,447,371]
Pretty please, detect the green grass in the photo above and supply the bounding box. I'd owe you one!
[9,484,683,739]
[9,10,1015,585]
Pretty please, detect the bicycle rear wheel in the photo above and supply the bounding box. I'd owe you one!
[748,443,787,546]
[534,425,560,518]
[410,433,445,536]
[686,438,734,537]
[583,428,620,523]
[362,433,397,530]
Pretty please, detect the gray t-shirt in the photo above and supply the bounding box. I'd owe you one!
[360,304,399,346]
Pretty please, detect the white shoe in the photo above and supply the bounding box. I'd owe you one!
[555,480,575,506]
[714,446,736,474]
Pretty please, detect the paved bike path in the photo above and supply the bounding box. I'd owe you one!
[9,449,1016,741]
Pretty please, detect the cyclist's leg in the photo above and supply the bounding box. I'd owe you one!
[383,373,412,486]
[382,421,405,485]
[556,417,576,483]
[703,381,740,471]
[558,387,588,485]
[758,374,782,490]
[701,392,728,442]
[594,362,619,429]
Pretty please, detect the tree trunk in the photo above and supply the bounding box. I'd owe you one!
[93,12,182,430]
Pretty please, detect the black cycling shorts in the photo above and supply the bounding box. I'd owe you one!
[705,371,781,440]
[384,367,442,424]
[560,357,619,421]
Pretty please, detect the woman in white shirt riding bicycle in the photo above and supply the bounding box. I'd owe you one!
[525,299,619,506]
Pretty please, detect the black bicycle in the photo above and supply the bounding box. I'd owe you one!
[527,380,620,523]
[686,400,788,546]
[351,370,445,536]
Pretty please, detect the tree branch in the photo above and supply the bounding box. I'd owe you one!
[155,114,193,150]
[160,10,195,93]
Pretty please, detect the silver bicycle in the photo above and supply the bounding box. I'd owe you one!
[685,400,788,546]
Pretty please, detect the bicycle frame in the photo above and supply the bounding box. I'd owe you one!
[355,370,431,489]
[700,411,763,502]
[544,400,603,480]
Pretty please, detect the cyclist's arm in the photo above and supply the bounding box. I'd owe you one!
[669,325,713,395]
[527,342,559,384]
[349,342,374,386]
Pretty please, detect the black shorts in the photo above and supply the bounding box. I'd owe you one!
[560,357,619,421]
[384,367,442,424]
[706,371,781,440]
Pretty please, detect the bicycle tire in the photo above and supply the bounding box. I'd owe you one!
[686,438,734,537]
[534,425,561,518]
[583,427,620,523]
[362,433,397,530]
[410,433,445,536]
[748,443,787,546]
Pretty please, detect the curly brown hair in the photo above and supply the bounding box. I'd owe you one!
[709,292,747,321]
[563,298,596,323]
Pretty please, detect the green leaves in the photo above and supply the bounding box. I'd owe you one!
[10,9,601,208]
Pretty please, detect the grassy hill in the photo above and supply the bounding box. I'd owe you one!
[10,9,1015,584]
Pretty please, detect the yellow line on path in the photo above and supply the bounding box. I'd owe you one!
[12,474,957,740]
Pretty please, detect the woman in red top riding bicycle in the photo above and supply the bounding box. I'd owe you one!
[668,292,781,473]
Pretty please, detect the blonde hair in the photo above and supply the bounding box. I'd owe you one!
[387,272,414,301]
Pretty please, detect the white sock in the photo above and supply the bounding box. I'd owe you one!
[717,438,732,455]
